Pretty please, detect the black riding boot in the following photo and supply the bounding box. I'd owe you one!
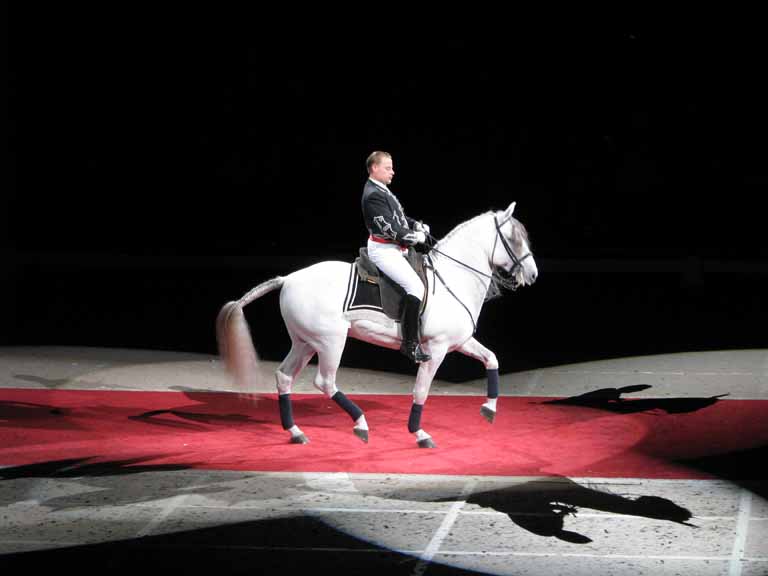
[400,294,431,363]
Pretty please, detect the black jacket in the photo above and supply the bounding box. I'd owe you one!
[361,179,421,246]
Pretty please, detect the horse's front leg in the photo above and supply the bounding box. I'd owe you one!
[456,337,500,423]
[409,344,447,448]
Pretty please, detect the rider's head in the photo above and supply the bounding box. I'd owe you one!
[366,151,394,186]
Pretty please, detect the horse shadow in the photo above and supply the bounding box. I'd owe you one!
[0,400,80,430]
[4,377,270,431]
[130,386,272,430]
[540,384,728,414]
[139,386,396,430]
[13,374,74,389]
[128,406,261,431]
[446,476,695,544]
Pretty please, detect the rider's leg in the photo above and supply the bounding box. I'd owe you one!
[366,241,430,363]
[400,293,430,363]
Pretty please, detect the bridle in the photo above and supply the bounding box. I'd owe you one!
[427,213,532,286]
[424,212,532,333]
[491,213,533,282]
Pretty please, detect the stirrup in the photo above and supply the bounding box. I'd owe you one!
[400,341,431,363]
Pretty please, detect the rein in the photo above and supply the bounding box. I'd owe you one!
[427,244,493,279]
[425,255,478,334]
[423,213,533,334]
[427,214,531,282]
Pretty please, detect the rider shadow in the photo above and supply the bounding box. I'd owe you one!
[540,385,728,414]
[453,477,695,544]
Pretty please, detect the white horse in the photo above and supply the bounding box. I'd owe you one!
[216,201,538,447]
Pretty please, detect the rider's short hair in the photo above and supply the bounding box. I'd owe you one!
[366,151,392,174]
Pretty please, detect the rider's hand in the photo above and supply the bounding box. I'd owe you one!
[414,231,427,245]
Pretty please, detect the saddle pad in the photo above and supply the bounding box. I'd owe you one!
[343,262,389,316]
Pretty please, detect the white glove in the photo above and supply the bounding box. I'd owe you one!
[414,230,427,244]
[415,221,430,235]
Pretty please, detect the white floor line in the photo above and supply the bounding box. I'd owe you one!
[168,544,768,563]
[201,545,421,553]
[411,479,476,576]
[302,506,746,521]
[729,488,753,576]
[437,551,756,561]
[125,502,768,523]
[135,494,188,538]
[548,369,757,376]
[303,507,451,515]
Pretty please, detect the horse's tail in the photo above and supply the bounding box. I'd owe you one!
[216,276,285,395]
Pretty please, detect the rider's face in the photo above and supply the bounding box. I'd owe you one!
[370,157,395,185]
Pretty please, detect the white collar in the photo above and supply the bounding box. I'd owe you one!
[369,177,391,193]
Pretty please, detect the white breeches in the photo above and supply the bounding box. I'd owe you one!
[366,239,424,298]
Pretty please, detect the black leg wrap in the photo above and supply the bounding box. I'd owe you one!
[487,369,499,399]
[278,393,295,430]
[408,403,424,433]
[332,391,363,421]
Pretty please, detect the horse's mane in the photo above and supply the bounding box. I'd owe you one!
[434,211,494,250]
[513,218,531,248]
[435,210,531,249]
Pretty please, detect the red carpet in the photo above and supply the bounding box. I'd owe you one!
[1,389,766,478]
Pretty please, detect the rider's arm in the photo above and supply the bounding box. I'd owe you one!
[366,193,425,246]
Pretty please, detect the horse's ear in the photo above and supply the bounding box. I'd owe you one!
[503,202,516,220]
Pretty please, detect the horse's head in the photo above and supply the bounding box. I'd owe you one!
[491,202,538,289]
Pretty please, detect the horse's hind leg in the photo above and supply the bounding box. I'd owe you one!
[276,338,315,444]
[313,335,369,443]
[456,337,499,423]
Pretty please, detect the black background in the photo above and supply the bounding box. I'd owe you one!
[5,11,767,379]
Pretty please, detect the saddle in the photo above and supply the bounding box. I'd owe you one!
[343,248,428,321]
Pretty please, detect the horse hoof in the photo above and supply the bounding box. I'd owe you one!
[291,433,310,445]
[480,405,496,424]
[417,438,437,449]
[353,427,369,443]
